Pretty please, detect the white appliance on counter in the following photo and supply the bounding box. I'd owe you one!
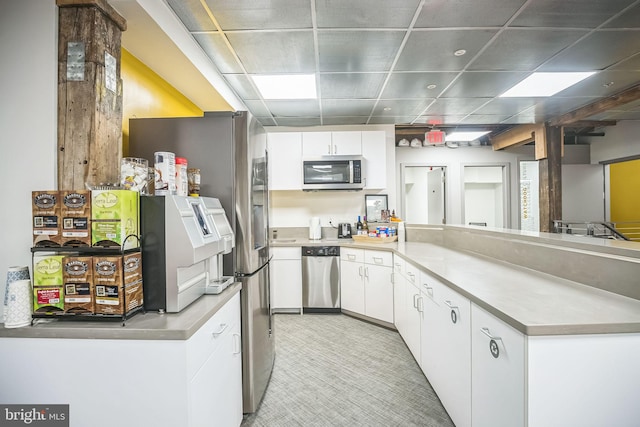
[309,216,322,240]
[140,195,234,313]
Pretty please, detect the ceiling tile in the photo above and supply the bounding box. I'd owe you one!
[322,116,370,125]
[540,30,640,71]
[373,99,433,116]
[256,117,278,126]
[416,0,527,27]
[416,115,470,125]
[611,53,640,70]
[532,97,600,118]
[316,0,422,28]
[424,98,493,115]
[441,72,528,97]
[203,0,312,30]
[273,117,322,127]
[264,99,321,117]
[222,74,261,100]
[468,29,588,71]
[557,70,640,97]
[318,31,405,72]
[243,100,273,117]
[166,0,217,32]
[603,2,640,28]
[511,0,636,28]
[368,116,416,125]
[193,33,243,74]
[472,98,539,115]
[382,72,459,98]
[319,73,387,99]
[460,114,515,124]
[226,31,316,73]
[321,99,376,116]
[395,30,499,72]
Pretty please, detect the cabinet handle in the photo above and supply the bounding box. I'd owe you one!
[417,296,424,313]
[373,256,383,264]
[444,300,459,324]
[333,144,337,154]
[348,254,356,261]
[407,272,415,283]
[233,333,241,354]
[413,293,418,309]
[211,323,228,337]
[423,285,433,297]
[328,144,331,154]
[480,327,502,359]
[359,266,363,277]
[364,266,369,279]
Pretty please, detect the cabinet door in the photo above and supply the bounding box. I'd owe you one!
[362,130,387,189]
[404,280,422,362]
[364,264,393,323]
[302,132,332,157]
[271,258,302,310]
[331,131,362,155]
[393,265,405,334]
[471,303,525,427]
[267,132,302,190]
[432,280,472,427]
[340,259,365,314]
[189,323,242,427]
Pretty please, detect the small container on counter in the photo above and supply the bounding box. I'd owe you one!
[120,157,149,193]
[188,168,201,196]
[175,157,188,196]
[154,151,176,196]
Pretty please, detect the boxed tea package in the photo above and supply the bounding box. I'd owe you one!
[33,286,64,313]
[33,253,66,286]
[91,190,139,249]
[62,256,94,313]
[93,253,143,315]
[32,190,61,247]
[61,190,91,247]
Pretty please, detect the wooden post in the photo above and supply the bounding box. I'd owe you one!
[538,125,563,232]
[57,0,126,190]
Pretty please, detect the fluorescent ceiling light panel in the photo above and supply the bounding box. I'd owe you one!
[500,72,596,97]
[252,74,317,99]
[445,131,490,142]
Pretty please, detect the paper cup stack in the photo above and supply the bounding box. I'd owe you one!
[4,266,31,328]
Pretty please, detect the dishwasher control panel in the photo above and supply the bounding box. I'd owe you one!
[302,246,340,257]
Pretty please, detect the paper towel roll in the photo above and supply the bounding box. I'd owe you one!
[5,279,32,328]
[4,266,30,323]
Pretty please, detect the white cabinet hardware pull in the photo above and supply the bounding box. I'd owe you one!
[359,266,363,277]
[408,272,415,282]
[348,254,356,260]
[373,256,383,264]
[445,301,459,324]
[211,323,228,336]
[413,293,419,308]
[481,327,502,359]
[364,267,369,278]
[444,300,458,309]
[417,296,424,313]
[423,285,433,296]
[233,333,241,354]
[328,144,331,154]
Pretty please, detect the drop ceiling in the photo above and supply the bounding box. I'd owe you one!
[112,0,640,129]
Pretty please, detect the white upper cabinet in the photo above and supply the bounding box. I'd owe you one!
[267,132,302,190]
[362,130,386,189]
[331,131,362,155]
[302,131,333,157]
[302,131,362,157]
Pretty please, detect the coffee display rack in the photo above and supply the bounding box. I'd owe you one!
[30,235,144,326]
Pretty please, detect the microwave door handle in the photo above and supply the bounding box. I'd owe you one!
[349,161,354,183]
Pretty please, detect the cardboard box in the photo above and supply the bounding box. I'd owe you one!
[63,256,94,313]
[32,190,61,247]
[33,253,66,286]
[61,190,91,247]
[33,286,64,313]
[91,190,139,249]
[93,253,143,315]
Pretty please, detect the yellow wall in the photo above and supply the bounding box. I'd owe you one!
[610,158,640,222]
[121,49,210,155]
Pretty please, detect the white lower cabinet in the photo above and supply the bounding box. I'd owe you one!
[420,271,471,427]
[270,247,302,312]
[340,248,393,323]
[403,262,422,362]
[471,303,525,427]
[393,255,406,335]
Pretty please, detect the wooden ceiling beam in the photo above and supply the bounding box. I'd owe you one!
[562,120,617,128]
[548,84,640,127]
[491,124,542,150]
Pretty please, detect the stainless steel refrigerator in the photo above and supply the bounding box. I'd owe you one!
[129,111,274,413]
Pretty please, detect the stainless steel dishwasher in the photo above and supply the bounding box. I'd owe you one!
[301,246,340,312]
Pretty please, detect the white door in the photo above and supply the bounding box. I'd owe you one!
[402,165,447,224]
[464,165,508,228]
[427,167,445,224]
[340,259,365,315]
[364,263,393,323]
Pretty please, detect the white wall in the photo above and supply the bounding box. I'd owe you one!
[266,124,395,228]
[587,120,640,163]
[0,1,58,321]
[562,165,605,222]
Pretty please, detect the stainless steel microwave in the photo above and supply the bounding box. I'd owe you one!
[302,156,364,191]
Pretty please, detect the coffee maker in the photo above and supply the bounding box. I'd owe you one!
[338,223,352,238]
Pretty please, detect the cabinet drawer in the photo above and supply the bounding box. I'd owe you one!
[419,269,445,303]
[364,250,392,267]
[186,292,240,379]
[404,261,420,285]
[271,247,301,260]
[341,247,364,263]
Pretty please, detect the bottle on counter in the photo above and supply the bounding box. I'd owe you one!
[362,216,368,233]
[356,215,363,235]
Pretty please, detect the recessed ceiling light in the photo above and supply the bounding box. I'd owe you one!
[500,72,596,97]
[251,74,317,99]
[445,131,490,142]
[383,107,392,111]
[454,49,467,56]
[427,84,437,90]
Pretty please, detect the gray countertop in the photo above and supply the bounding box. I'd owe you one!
[272,237,640,336]
[0,282,242,340]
